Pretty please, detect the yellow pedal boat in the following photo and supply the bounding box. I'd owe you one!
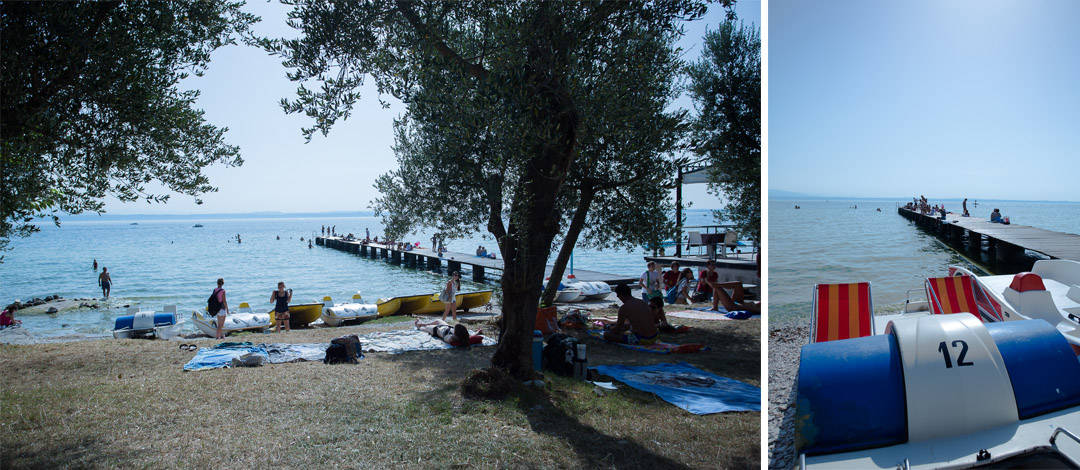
[268,302,322,328]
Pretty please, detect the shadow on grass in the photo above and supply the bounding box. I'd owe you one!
[514,388,692,469]
[3,436,132,469]
[564,320,761,385]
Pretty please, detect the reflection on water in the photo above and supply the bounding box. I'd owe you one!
[769,198,1080,323]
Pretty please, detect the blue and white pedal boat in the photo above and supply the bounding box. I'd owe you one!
[113,305,181,339]
[797,314,1080,469]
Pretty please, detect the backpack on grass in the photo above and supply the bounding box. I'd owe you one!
[543,333,579,377]
[325,334,362,364]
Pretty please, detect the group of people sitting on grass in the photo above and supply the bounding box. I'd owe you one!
[640,259,760,314]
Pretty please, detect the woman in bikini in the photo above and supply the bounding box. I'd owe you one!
[415,318,483,347]
[271,282,292,333]
[439,271,461,321]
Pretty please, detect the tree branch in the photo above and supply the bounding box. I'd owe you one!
[394,0,489,81]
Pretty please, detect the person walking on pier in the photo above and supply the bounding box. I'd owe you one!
[962,198,970,217]
[440,271,461,321]
[98,267,112,299]
[271,282,293,333]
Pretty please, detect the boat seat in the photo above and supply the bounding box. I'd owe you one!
[1004,273,1061,324]
[809,282,874,343]
[925,275,1001,321]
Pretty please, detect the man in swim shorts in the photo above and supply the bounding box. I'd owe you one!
[98,267,112,299]
[605,284,659,345]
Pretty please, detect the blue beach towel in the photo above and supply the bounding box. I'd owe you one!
[594,362,760,414]
[183,344,270,371]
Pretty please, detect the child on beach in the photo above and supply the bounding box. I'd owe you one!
[639,261,662,302]
[0,308,21,328]
[440,271,461,321]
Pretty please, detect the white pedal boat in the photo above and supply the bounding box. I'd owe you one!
[555,287,584,303]
[191,302,272,337]
[113,305,182,339]
[564,281,611,300]
[797,313,1080,469]
[321,294,379,327]
[950,259,1080,354]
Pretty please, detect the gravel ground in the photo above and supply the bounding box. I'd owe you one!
[768,320,809,470]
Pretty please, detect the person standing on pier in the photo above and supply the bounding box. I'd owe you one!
[98,267,112,299]
[962,198,970,217]
[440,271,461,321]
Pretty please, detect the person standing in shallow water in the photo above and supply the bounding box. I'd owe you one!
[92,259,97,271]
[98,267,112,299]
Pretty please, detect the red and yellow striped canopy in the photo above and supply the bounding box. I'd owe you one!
[813,282,872,343]
[927,276,977,317]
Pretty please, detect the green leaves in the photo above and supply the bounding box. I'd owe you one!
[687,19,760,241]
[1,1,256,253]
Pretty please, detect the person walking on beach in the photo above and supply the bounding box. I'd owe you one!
[639,261,662,302]
[208,278,229,339]
[92,259,97,271]
[271,282,293,333]
[440,271,461,321]
[98,267,112,299]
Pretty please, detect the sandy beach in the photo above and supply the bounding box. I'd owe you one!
[1,301,760,468]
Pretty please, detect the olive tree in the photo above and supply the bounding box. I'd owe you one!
[263,0,705,378]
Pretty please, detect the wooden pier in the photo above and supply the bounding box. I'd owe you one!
[898,208,1080,270]
[315,237,638,285]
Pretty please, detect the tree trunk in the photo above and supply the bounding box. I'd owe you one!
[540,185,594,306]
[490,2,578,380]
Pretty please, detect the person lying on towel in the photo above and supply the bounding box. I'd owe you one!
[414,318,484,347]
[604,284,659,345]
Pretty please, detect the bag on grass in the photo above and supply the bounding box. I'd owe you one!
[325,334,362,364]
[543,333,579,377]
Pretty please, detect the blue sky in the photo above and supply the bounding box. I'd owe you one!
[770,0,1079,202]
[104,0,758,214]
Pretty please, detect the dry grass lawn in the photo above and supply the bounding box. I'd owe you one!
[1,308,759,469]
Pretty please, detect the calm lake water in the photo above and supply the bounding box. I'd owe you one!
[1,210,722,339]
[769,198,1080,323]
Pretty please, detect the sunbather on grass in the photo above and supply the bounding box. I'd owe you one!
[414,318,483,347]
[605,284,659,345]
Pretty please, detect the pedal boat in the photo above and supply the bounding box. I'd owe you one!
[321,294,379,326]
[797,311,1080,468]
[563,281,611,300]
[192,302,272,337]
[950,259,1080,354]
[270,302,322,328]
[113,305,181,339]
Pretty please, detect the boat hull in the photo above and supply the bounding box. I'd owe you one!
[270,303,322,328]
[192,309,272,337]
[322,303,379,327]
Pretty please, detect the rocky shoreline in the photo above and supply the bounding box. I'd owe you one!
[767,320,809,470]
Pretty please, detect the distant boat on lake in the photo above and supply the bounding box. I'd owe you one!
[129,222,138,225]
[193,224,204,228]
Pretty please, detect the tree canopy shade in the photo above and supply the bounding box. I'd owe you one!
[265,0,706,378]
[687,19,760,241]
[0,1,256,255]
